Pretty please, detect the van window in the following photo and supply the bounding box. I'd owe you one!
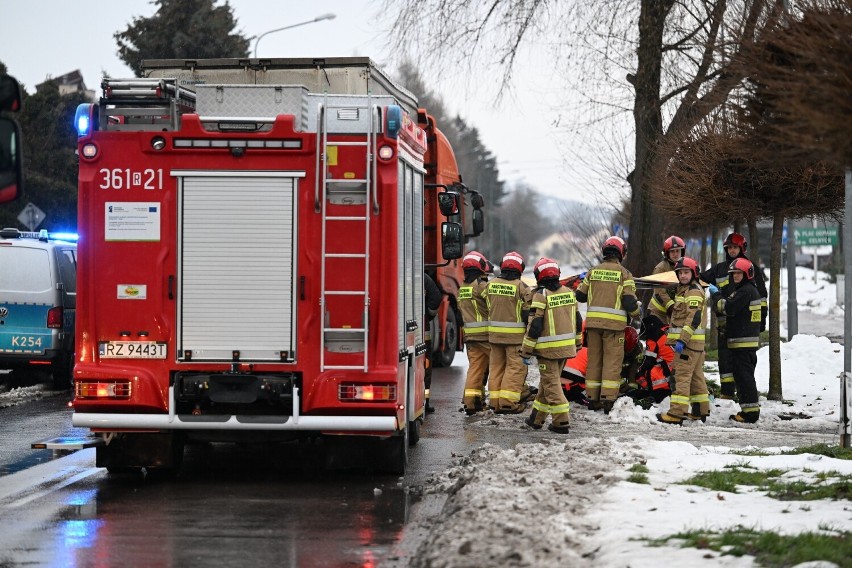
[0,247,51,293]
[57,248,77,293]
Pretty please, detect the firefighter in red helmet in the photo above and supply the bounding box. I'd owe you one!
[648,235,684,326]
[521,258,578,433]
[657,257,710,424]
[711,258,762,423]
[700,232,767,399]
[486,251,535,413]
[459,251,491,414]
[575,236,641,413]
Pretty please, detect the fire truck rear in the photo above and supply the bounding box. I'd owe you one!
[62,58,464,474]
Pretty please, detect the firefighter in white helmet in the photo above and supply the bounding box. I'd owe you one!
[485,251,534,413]
[459,251,491,414]
[521,258,578,434]
[575,236,641,413]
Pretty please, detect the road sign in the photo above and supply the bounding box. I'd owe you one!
[801,245,832,256]
[795,226,838,246]
[17,202,45,231]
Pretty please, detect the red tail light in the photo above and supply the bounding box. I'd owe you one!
[47,307,63,329]
[339,384,397,402]
[76,380,132,399]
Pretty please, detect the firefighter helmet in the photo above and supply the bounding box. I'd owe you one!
[533,257,560,282]
[462,251,487,272]
[601,236,627,261]
[728,257,755,280]
[500,251,525,273]
[662,235,685,256]
[624,326,639,353]
[723,232,747,252]
[674,257,699,281]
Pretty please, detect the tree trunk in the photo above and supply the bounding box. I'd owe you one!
[627,0,669,276]
[748,218,761,269]
[768,211,784,400]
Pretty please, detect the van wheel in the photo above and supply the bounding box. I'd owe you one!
[51,353,73,390]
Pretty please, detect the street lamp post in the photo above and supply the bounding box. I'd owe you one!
[252,13,336,58]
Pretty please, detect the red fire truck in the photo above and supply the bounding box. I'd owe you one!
[60,58,474,474]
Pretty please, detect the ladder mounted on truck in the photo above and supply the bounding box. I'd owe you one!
[317,92,380,372]
[100,78,196,131]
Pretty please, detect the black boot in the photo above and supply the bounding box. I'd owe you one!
[425,398,435,413]
[524,409,542,429]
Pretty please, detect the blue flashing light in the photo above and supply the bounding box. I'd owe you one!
[50,232,80,243]
[386,105,402,139]
[74,104,91,136]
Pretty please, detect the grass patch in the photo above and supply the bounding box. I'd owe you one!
[682,467,852,500]
[629,463,649,473]
[626,473,650,484]
[646,526,851,566]
[704,348,718,362]
[781,444,852,461]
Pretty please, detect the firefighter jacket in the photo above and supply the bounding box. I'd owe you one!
[716,280,762,350]
[486,275,533,345]
[699,253,768,330]
[575,259,640,331]
[458,276,490,343]
[665,282,706,350]
[648,259,675,323]
[520,284,578,360]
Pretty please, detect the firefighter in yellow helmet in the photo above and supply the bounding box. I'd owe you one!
[647,235,684,326]
[459,251,491,414]
[521,258,578,433]
[575,236,641,413]
[486,251,534,413]
[657,257,711,424]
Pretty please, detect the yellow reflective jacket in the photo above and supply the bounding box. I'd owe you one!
[520,285,578,360]
[666,281,706,350]
[486,276,532,345]
[576,260,639,331]
[458,276,490,343]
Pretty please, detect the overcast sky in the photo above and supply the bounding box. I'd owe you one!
[1,0,604,203]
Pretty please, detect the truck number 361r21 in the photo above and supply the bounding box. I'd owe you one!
[98,168,164,190]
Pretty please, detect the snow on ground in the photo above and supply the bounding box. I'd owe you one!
[407,267,851,568]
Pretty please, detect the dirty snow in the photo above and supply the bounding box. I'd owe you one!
[406,267,851,568]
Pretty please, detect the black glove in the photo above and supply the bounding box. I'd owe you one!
[637,355,655,375]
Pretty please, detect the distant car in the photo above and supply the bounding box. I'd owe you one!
[0,228,77,389]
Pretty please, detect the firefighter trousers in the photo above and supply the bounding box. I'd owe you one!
[462,341,490,412]
[585,328,623,402]
[668,348,710,419]
[529,357,570,428]
[488,343,527,413]
[731,348,760,420]
[717,331,736,397]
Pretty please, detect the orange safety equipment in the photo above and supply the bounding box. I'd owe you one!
[500,251,525,273]
[674,257,699,281]
[533,257,560,282]
[601,235,626,261]
[462,251,487,271]
[723,232,748,252]
[662,235,685,255]
[728,257,755,280]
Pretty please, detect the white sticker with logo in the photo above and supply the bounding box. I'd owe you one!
[118,284,147,300]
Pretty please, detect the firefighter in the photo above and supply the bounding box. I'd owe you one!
[459,251,491,414]
[424,272,443,413]
[575,236,641,413]
[521,258,578,433]
[564,326,642,407]
[699,232,767,399]
[657,257,710,424]
[647,235,684,326]
[710,258,762,423]
[486,251,534,413]
[624,315,674,406]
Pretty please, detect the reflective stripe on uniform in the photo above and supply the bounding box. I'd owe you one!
[720,373,735,384]
[741,402,760,411]
[586,306,628,322]
[464,388,484,397]
[689,393,710,403]
[490,322,526,333]
[670,394,690,406]
[601,379,621,390]
[534,332,576,349]
[532,400,570,414]
[729,336,759,348]
[464,321,490,329]
[501,389,521,402]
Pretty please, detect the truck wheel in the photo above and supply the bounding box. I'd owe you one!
[380,427,409,475]
[407,417,420,447]
[435,309,458,368]
[51,353,73,390]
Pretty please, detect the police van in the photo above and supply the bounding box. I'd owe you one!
[0,228,77,389]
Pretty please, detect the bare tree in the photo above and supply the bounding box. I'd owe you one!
[383,0,780,275]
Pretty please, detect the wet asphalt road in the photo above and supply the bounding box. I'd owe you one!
[0,361,489,567]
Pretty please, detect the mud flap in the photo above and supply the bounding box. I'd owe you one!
[96,432,185,470]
